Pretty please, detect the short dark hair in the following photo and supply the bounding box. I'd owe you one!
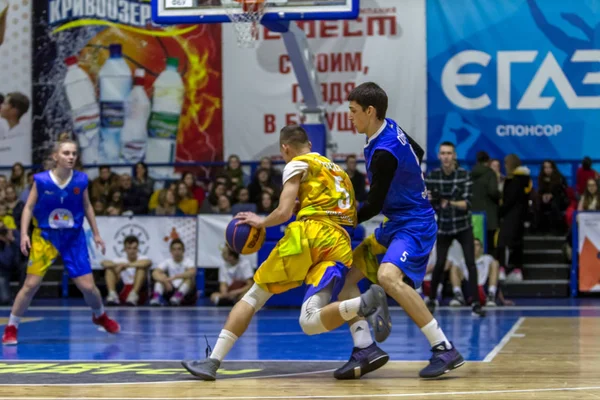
[170,238,185,251]
[280,124,310,147]
[6,92,29,119]
[582,156,593,170]
[347,82,388,120]
[345,154,357,162]
[474,238,482,245]
[124,235,139,246]
[476,151,490,164]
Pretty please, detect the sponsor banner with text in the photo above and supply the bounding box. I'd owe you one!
[427,0,600,161]
[222,0,427,161]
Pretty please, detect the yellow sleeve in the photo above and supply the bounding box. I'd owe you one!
[2,216,16,230]
[148,190,161,210]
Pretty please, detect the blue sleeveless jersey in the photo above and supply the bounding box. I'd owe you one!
[33,170,88,230]
[364,118,435,227]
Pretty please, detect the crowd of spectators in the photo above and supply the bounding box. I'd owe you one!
[0,150,596,306]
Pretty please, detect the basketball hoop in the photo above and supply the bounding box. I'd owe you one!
[224,0,268,48]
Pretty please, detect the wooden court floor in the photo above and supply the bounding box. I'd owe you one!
[1,313,599,399]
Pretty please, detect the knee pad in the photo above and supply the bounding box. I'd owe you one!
[240,283,271,312]
[298,308,327,336]
[298,289,331,335]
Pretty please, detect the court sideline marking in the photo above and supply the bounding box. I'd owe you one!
[2,385,600,399]
[483,317,525,362]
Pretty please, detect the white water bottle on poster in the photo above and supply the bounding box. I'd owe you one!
[63,56,100,164]
[98,44,132,164]
[146,57,184,167]
[121,69,150,163]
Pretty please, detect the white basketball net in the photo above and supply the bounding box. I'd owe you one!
[224,1,269,48]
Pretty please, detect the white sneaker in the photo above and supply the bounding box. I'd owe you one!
[169,292,183,306]
[105,291,120,305]
[498,267,506,281]
[149,294,162,306]
[506,269,523,283]
[126,291,139,306]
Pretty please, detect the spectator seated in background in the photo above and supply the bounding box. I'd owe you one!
[119,173,148,215]
[182,172,206,208]
[215,195,232,214]
[258,156,283,190]
[90,165,119,203]
[100,235,151,306]
[0,201,15,231]
[257,191,276,214]
[576,156,598,198]
[224,154,250,189]
[151,188,185,216]
[132,162,155,201]
[231,187,256,214]
[9,162,26,198]
[150,239,196,306]
[248,167,279,204]
[536,159,568,235]
[4,184,23,227]
[0,221,20,305]
[210,245,253,306]
[449,238,500,307]
[18,171,34,203]
[177,181,199,215]
[578,179,600,212]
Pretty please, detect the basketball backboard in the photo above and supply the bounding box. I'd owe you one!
[152,0,359,25]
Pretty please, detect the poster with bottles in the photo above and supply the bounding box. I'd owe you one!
[0,0,32,166]
[31,0,223,176]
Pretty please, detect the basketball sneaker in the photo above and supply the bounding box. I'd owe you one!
[471,303,486,318]
[333,343,389,380]
[486,293,497,307]
[449,292,465,307]
[170,292,184,306]
[105,291,120,306]
[182,358,221,381]
[2,325,17,345]
[149,293,162,306]
[357,285,391,343]
[125,291,139,306]
[419,342,465,378]
[92,313,121,334]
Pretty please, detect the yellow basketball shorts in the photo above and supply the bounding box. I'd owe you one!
[254,219,353,298]
[27,228,92,278]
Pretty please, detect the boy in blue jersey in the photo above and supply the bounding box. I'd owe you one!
[2,139,120,345]
[334,82,464,379]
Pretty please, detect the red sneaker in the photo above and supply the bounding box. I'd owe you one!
[92,313,121,334]
[2,325,18,345]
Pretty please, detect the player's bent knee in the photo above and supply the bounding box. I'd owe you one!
[299,309,327,335]
[240,283,271,312]
[377,263,406,291]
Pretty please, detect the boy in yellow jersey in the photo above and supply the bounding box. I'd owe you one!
[182,125,391,381]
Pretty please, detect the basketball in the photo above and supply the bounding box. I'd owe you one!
[225,218,266,255]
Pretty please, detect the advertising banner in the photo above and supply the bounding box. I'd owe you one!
[0,0,32,166]
[83,216,197,270]
[222,0,427,161]
[31,1,223,176]
[427,0,600,161]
